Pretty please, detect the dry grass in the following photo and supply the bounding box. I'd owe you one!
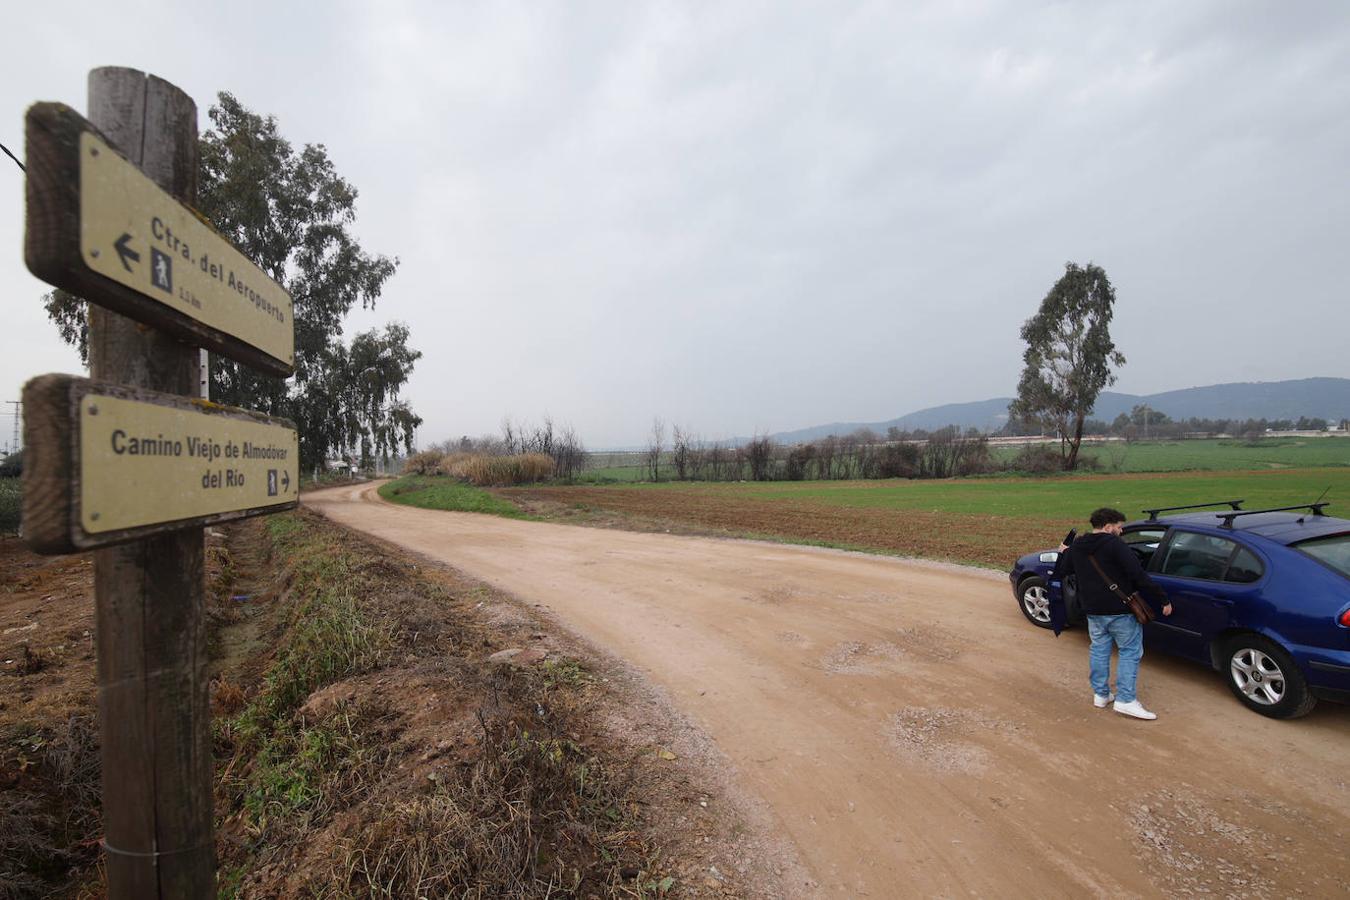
[439,452,555,486]
[0,715,101,898]
[213,512,671,898]
[309,688,653,898]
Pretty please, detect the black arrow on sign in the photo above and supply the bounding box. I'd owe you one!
[282,471,291,492]
[113,233,140,272]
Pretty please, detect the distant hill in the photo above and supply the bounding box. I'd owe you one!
[768,378,1350,444]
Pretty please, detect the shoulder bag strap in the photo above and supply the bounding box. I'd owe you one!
[1087,552,1134,604]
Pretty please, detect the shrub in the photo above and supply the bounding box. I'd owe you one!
[403,450,445,475]
[1007,443,1063,474]
[0,478,19,535]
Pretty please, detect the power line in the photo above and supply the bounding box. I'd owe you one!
[0,140,23,173]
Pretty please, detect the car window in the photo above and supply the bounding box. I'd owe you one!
[1224,548,1263,584]
[1295,534,1350,580]
[1159,531,1237,581]
[1122,528,1166,568]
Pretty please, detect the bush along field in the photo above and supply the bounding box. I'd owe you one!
[3,511,714,897]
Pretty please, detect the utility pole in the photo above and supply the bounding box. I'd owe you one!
[5,400,19,454]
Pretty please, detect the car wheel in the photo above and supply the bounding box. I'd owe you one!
[1222,634,1317,719]
[1017,576,1054,629]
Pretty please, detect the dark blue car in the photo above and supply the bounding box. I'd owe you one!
[1009,501,1350,719]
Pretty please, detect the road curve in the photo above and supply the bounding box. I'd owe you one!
[306,482,1350,898]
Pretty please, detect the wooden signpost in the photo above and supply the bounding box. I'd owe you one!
[19,68,300,898]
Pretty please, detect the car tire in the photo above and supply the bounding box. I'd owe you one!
[1221,634,1317,719]
[1017,576,1054,629]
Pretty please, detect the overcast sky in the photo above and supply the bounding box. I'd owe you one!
[3,1,1348,450]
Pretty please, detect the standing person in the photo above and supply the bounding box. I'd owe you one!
[1057,508,1172,720]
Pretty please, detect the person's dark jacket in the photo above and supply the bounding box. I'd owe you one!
[1055,531,1168,618]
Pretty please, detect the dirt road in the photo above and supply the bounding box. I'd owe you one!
[307,483,1350,898]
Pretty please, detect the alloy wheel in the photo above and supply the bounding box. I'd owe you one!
[1230,647,1286,706]
[1021,584,1051,624]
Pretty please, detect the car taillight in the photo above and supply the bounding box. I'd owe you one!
[1340,609,1350,628]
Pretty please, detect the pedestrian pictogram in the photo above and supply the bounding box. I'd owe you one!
[150,247,172,292]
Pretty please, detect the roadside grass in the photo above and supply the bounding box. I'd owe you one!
[378,474,529,518]
[0,477,20,534]
[215,511,670,897]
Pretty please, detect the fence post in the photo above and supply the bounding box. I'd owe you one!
[87,67,214,898]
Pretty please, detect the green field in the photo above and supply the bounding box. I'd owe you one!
[632,468,1350,523]
[1033,437,1349,473]
[378,475,528,518]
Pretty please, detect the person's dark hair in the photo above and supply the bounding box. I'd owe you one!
[1090,507,1127,528]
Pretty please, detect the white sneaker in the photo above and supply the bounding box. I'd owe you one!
[1093,693,1115,708]
[1113,699,1157,720]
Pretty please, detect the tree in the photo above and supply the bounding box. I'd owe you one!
[671,425,692,481]
[43,92,420,471]
[645,418,665,482]
[1008,262,1126,470]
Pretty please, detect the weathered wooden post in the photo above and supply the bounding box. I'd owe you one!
[87,66,213,899]
[21,66,299,898]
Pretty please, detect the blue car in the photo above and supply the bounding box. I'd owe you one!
[1009,501,1350,719]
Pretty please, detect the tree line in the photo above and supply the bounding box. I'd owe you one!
[643,420,993,482]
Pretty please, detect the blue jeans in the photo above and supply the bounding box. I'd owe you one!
[1087,614,1143,703]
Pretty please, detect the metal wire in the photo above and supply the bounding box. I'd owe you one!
[0,140,23,173]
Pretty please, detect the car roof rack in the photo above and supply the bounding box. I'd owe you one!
[1143,500,1244,522]
[1217,502,1331,529]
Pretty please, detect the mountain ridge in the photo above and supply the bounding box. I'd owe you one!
[763,377,1350,445]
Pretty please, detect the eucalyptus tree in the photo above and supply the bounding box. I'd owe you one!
[1008,262,1125,470]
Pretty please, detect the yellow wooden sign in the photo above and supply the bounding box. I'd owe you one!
[77,131,294,369]
[78,391,298,535]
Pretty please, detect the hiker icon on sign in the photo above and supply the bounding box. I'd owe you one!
[150,248,172,293]
[267,469,278,497]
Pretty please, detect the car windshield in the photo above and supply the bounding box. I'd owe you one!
[1295,534,1350,580]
